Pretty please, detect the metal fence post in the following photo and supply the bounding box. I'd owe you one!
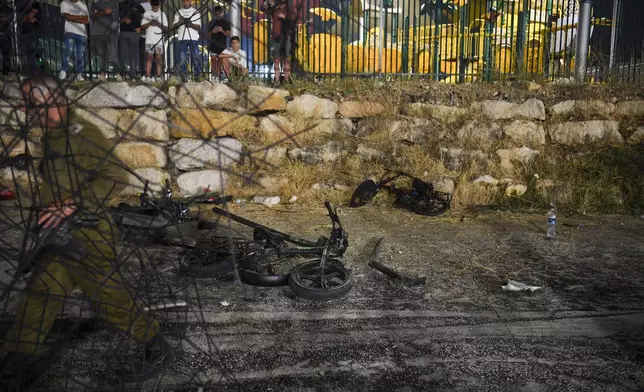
[432,1,440,81]
[379,0,385,75]
[609,0,621,70]
[458,5,466,83]
[543,0,554,79]
[402,15,409,74]
[516,0,529,75]
[574,0,593,83]
[341,0,349,75]
[231,0,241,38]
[482,0,493,82]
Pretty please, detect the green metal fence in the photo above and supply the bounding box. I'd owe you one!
[2,0,643,83]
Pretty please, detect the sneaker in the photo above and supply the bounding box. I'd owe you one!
[58,70,67,80]
[114,74,123,82]
[220,78,229,84]
[76,74,84,82]
[155,77,163,83]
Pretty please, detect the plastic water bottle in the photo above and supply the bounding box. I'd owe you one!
[546,207,557,239]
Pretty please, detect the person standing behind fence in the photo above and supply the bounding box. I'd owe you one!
[172,0,202,81]
[118,0,145,80]
[206,5,231,83]
[90,0,121,81]
[17,0,42,72]
[59,0,89,81]
[138,0,151,76]
[138,0,167,83]
[261,0,298,85]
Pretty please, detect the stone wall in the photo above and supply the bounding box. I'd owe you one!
[1,81,643,209]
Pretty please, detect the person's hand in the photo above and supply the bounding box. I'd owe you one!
[135,27,141,32]
[123,17,131,24]
[38,199,77,229]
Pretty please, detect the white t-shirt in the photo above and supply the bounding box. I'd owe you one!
[142,10,168,46]
[60,0,89,37]
[173,7,201,41]
[230,49,247,68]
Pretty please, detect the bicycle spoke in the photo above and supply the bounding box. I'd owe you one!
[326,272,343,283]
[299,273,320,281]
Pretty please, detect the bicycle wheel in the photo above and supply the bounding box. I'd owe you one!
[237,250,297,287]
[407,195,450,217]
[349,180,380,207]
[288,259,353,301]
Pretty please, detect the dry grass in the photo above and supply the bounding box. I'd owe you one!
[157,79,641,213]
[225,159,354,204]
[233,140,644,214]
[287,76,644,110]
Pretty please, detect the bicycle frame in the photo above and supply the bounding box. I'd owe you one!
[111,180,232,249]
[211,206,317,247]
[211,201,348,265]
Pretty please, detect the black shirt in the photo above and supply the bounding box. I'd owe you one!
[207,18,231,51]
[119,0,145,32]
[18,0,41,34]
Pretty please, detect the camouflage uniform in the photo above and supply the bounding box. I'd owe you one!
[2,118,160,356]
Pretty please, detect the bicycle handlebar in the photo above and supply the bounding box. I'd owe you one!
[324,200,343,229]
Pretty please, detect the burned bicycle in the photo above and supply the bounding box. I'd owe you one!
[350,171,452,216]
[110,181,353,301]
[109,179,231,248]
[179,201,354,301]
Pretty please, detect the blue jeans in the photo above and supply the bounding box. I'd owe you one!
[175,40,201,78]
[62,33,86,73]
